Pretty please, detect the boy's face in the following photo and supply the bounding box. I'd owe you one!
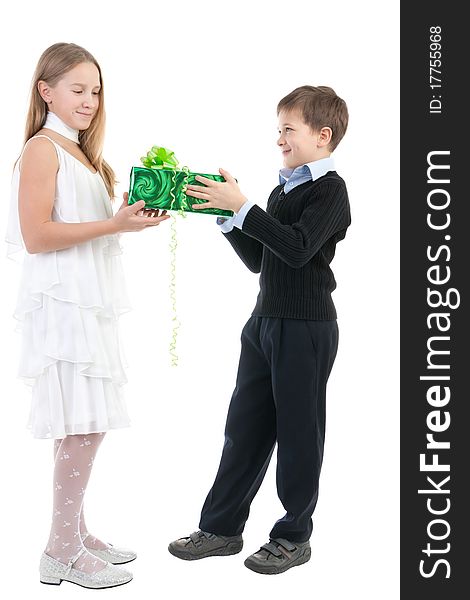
[277,109,328,170]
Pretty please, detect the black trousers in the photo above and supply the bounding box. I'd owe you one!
[199,316,339,543]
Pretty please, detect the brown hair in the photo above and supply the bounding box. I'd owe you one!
[19,42,116,198]
[277,85,348,151]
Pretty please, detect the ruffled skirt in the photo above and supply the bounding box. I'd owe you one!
[13,235,131,439]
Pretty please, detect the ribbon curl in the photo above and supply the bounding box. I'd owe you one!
[141,146,190,367]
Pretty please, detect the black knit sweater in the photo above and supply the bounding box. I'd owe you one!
[223,171,351,320]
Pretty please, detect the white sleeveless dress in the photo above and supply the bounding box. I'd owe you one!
[6,135,131,439]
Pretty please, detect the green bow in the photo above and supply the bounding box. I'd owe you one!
[140,146,180,170]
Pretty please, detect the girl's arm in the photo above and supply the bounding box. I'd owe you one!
[18,137,168,254]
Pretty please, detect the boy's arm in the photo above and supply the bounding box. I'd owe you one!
[215,201,263,273]
[240,180,350,269]
[220,227,263,273]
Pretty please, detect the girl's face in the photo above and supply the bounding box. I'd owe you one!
[40,62,101,132]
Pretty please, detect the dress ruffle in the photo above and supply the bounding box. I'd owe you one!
[7,136,132,438]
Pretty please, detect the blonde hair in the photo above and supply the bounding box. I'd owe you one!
[21,42,116,199]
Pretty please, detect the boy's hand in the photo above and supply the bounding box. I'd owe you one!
[186,168,247,213]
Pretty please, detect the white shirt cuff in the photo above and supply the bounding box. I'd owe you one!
[218,216,235,233]
[233,200,255,229]
[217,200,255,233]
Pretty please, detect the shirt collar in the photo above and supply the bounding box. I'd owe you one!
[279,156,335,184]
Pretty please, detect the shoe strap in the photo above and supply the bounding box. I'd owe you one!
[66,546,87,574]
[261,541,283,557]
[260,538,297,558]
[271,538,297,552]
[190,530,209,547]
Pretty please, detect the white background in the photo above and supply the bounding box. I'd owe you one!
[0,1,399,598]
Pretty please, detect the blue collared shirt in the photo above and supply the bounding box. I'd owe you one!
[218,157,335,233]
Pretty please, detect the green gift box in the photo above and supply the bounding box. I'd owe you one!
[128,166,234,218]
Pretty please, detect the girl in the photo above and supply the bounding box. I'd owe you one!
[6,42,169,589]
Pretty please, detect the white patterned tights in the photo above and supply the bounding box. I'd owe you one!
[45,433,110,574]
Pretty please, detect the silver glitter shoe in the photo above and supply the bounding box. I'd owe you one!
[83,533,137,565]
[87,544,137,565]
[39,551,133,588]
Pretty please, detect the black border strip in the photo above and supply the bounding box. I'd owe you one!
[401,3,468,598]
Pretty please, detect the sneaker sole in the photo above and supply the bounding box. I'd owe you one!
[244,547,311,575]
[168,540,243,561]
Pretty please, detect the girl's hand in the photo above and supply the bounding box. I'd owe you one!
[186,168,247,213]
[112,193,170,233]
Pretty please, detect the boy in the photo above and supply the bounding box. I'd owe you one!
[169,86,351,575]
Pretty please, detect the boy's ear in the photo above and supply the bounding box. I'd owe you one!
[317,127,333,147]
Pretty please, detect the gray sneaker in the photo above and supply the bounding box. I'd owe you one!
[168,530,243,561]
[244,538,311,574]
